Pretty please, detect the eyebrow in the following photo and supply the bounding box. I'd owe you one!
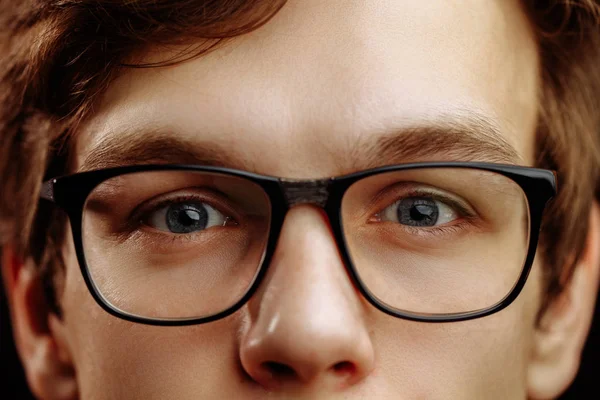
[79,115,521,174]
[357,115,522,170]
[80,130,254,172]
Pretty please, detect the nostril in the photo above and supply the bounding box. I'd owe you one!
[332,361,356,375]
[262,361,297,379]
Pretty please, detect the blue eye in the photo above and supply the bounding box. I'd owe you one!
[381,196,458,227]
[146,201,227,234]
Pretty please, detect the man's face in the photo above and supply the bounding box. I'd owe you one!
[61,0,543,398]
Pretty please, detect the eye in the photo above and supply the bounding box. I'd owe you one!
[144,201,228,234]
[380,196,458,227]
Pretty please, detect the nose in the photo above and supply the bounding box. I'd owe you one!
[239,206,375,391]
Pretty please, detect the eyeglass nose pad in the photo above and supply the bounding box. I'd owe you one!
[280,178,332,208]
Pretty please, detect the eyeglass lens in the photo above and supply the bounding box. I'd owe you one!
[81,168,529,320]
[342,168,529,315]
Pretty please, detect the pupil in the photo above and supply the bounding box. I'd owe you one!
[398,198,439,227]
[166,203,208,233]
[411,204,434,221]
[179,209,200,225]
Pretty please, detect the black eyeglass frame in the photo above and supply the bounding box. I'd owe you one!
[40,162,557,325]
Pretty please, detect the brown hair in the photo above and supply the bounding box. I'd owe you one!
[0,0,599,315]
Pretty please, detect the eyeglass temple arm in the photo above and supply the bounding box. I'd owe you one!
[40,180,56,203]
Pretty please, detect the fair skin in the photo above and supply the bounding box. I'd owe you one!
[3,0,600,398]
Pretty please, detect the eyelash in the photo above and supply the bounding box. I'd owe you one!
[370,189,478,237]
[117,185,478,246]
[393,221,469,238]
[126,193,238,243]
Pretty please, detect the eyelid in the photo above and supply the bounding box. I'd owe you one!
[128,187,241,228]
[367,182,478,221]
[144,201,229,232]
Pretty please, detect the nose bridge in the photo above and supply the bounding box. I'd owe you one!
[279,178,332,208]
[239,205,375,390]
[265,205,356,313]
[253,204,356,319]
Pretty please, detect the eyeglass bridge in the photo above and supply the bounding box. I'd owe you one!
[279,178,332,208]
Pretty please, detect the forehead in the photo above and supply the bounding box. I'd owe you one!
[77,0,539,177]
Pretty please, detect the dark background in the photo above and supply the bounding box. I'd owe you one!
[1,273,598,399]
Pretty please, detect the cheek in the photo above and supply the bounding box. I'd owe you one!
[73,318,243,399]
[59,236,247,399]
[369,259,543,399]
[57,231,544,399]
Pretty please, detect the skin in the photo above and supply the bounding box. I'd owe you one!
[3,0,600,399]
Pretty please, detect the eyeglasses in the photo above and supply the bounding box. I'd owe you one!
[40,162,556,325]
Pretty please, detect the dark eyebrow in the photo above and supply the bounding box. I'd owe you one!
[354,115,521,170]
[80,115,521,174]
[80,130,254,172]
